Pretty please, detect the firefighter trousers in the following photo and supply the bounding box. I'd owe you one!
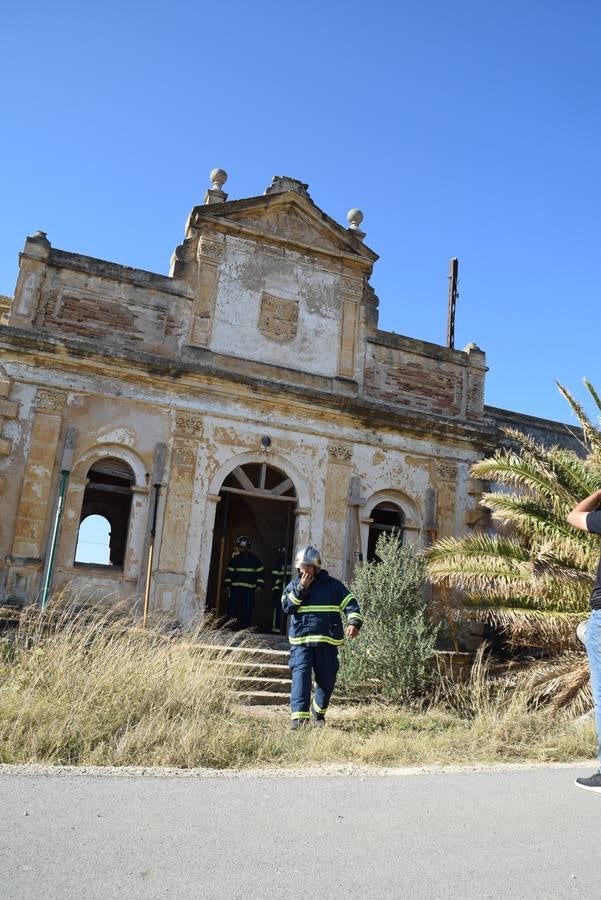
[272,592,283,633]
[289,643,339,721]
[228,587,255,629]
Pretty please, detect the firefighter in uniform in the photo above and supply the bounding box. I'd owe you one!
[281,545,362,729]
[271,547,288,634]
[224,536,264,630]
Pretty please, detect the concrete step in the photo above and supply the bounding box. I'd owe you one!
[227,675,292,693]
[193,641,292,705]
[196,629,290,653]
[194,643,290,665]
[234,690,291,706]
[221,660,292,680]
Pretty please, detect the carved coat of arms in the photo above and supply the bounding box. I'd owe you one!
[257,292,298,342]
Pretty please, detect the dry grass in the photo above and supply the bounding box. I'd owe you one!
[0,603,596,769]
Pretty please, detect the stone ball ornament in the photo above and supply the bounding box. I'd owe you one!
[347,208,364,230]
[210,168,228,190]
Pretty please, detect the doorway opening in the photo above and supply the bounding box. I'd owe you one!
[206,462,297,631]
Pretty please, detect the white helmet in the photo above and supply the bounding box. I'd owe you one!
[295,545,322,571]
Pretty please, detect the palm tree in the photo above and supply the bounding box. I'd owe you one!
[425,380,601,715]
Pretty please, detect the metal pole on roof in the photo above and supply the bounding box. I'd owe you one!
[446,257,459,349]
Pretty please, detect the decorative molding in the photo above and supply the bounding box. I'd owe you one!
[437,461,458,481]
[327,444,353,462]
[340,276,363,298]
[198,240,225,262]
[174,414,203,437]
[257,292,298,342]
[35,388,66,412]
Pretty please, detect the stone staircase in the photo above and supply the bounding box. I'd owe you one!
[197,633,292,705]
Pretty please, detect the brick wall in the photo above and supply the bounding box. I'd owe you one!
[364,336,466,417]
[24,251,192,357]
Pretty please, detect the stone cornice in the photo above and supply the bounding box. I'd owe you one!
[369,331,479,366]
[189,191,378,268]
[485,404,583,450]
[44,249,193,298]
[0,325,498,451]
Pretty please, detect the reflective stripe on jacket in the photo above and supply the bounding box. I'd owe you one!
[271,561,289,594]
[281,569,363,645]
[224,551,265,590]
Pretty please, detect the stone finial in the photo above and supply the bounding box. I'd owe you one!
[210,168,228,190]
[347,208,366,240]
[204,168,228,205]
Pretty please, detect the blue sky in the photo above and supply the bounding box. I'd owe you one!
[1,0,599,424]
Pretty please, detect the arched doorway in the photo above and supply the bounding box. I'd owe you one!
[367,501,404,562]
[206,461,297,631]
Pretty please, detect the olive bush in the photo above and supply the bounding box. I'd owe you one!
[338,532,438,703]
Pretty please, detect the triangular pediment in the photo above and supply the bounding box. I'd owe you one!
[188,191,378,265]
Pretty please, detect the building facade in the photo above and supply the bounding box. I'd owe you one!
[0,172,577,627]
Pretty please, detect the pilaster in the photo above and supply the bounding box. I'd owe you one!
[322,443,353,579]
[188,235,225,348]
[7,388,65,601]
[337,275,362,380]
[154,415,202,616]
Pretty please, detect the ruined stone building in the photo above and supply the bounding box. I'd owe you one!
[0,172,578,628]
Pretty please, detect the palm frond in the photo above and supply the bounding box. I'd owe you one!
[584,378,601,417]
[426,532,531,563]
[482,492,585,544]
[426,533,592,612]
[472,452,573,508]
[545,446,601,501]
[557,382,601,457]
[447,605,584,652]
[497,429,600,505]
[531,541,597,582]
[516,654,592,718]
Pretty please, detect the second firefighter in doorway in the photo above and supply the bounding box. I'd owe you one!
[282,545,362,729]
[224,536,265,630]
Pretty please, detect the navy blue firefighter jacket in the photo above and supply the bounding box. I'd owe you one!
[281,569,363,646]
[225,552,265,591]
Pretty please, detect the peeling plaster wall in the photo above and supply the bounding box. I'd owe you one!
[210,236,348,378]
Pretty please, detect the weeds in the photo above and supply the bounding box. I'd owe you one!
[0,600,595,769]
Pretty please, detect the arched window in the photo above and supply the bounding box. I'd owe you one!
[74,458,135,567]
[75,514,111,565]
[367,501,404,562]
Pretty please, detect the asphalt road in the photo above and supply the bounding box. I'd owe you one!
[1,764,600,899]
